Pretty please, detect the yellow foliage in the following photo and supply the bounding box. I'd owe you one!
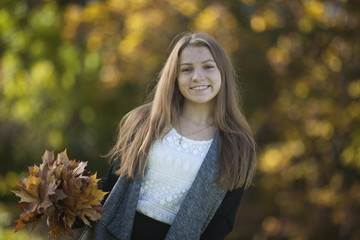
[346,101,360,119]
[322,49,342,72]
[108,0,127,12]
[100,65,119,86]
[277,35,292,51]
[1,0,359,238]
[80,106,96,124]
[62,4,83,40]
[276,89,292,110]
[118,32,143,56]
[3,72,27,100]
[309,188,338,207]
[13,99,32,123]
[259,140,304,174]
[84,51,100,73]
[341,146,360,168]
[311,64,328,81]
[146,9,164,28]
[82,2,106,22]
[241,0,255,3]
[194,6,220,31]
[298,17,313,33]
[47,129,64,149]
[250,15,266,32]
[29,2,59,30]
[64,4,82,23]
[125,12,147,32]
[166,0,182,6]
[295,81,309,99]
[178,1,198,17]
[329,174,343,191]
[305,98,333,116]
[305,119,334,139]
[130,0,150,10]
[281,161,313,182]
[0,9,14,31]
[1,51,21,82]
[327,55,342,72]
[262,216,281,236]
[332,209,346,225]
[348,79,360,98]
[305,1,324,18]
[30,60,56,89]
[87,31,102,51]
[266,46,290,68]
[263,9,282,29]
[260,148,284,173]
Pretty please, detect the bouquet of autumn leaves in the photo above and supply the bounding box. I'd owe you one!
[12,150,108,239]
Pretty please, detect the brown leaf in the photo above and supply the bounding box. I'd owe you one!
[84,208,103,221]
[38,181,57,210]
[12,190,39,204]
[40,150,55,178]
[41,150,55,165]
[17,200,38,213]
[41,205,56,216]
[54,189,67,201]
[56,149,70,167]
[13,149,108,239]
[72,161,87,177]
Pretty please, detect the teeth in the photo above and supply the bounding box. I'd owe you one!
[192,86,208,90]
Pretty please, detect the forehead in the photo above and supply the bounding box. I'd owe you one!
[179,46,214,63]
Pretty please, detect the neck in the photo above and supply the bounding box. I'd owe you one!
[180,101,215,126]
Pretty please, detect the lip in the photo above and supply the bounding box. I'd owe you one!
[190,85,210,90]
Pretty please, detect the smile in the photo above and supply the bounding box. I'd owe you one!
[190,85,210,90]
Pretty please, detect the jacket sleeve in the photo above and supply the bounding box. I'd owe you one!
[72,158,120,229]
[200,186,244,240]
[97,158,121,203]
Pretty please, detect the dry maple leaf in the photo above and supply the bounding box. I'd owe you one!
[12,149,108,239]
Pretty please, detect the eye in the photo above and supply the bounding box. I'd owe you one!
[181,67,192,72]
[204,65,214,69]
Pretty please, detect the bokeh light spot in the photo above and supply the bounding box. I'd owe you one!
[251,15,266,32]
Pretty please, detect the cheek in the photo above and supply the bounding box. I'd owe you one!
[177,78,187,95]
[215,74,222,89]
[214,77,222,94]
[177,75,183,84]
[178,75,189,86]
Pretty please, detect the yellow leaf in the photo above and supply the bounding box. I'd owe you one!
[25,175,41,199]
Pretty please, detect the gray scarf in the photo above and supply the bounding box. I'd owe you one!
[79,136,226,240]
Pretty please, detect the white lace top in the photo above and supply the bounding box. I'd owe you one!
[136,128,213,224]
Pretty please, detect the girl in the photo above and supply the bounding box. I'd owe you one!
[80,32,256,240]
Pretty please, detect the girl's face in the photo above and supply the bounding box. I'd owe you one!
[177,46,222,107]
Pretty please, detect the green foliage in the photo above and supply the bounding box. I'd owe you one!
[0,203,43,240]
[0,227,43,240]
[1,0,359,239]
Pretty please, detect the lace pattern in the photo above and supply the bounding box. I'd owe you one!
[136,128,213,224]
[163,128,213,159]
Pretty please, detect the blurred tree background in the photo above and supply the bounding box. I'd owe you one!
[0,0,359,239]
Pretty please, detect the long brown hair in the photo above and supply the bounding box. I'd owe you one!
[107,32,257,190]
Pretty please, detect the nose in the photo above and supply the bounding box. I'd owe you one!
[192,68,205,81]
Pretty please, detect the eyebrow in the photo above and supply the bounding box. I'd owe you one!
[180,60,215,66]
